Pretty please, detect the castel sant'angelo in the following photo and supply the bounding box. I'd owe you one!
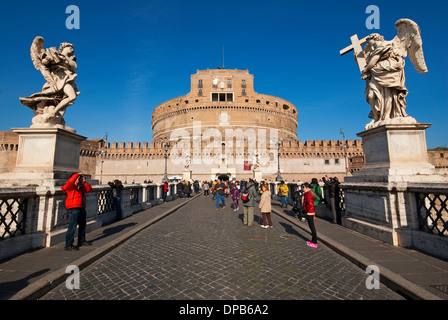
[1,68,446,183]
[98,68,365,182]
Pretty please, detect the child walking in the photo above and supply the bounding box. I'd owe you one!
[231,184,240,211]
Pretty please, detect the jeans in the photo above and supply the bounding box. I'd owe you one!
[305,214,318,244]
[113,197,122,220]
[243,206,254,226]
[216,193,225,209]
[281,195,288,207]
[65,207,87,248]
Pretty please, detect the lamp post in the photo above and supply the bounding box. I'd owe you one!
[162,140,170,183]
[275,140,283,181]
[99,132,108,185]
[340,128,349,176]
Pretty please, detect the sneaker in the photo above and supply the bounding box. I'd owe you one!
[260,225,268,229]
[64,245,79,251]
[79,241,92,246]
[307,241,318,248]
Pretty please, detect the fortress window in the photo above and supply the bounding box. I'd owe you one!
[266,101,270,105]
[198,89,203,96]
[227,79,232,88]
[198,79,203,88]
[324,159,330,165]
[283,104,289,110]
[256,100,261,103]
[211,92,233,102]
[242,89,246,96]
[242,79,246,88]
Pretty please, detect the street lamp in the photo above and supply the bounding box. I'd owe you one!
[162,140,170,183]
[340,128,349,176]
[99,132,108,185]
[275,140,283,181]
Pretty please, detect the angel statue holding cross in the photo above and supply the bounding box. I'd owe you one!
[19,36,80,131]
[341,19,428,130]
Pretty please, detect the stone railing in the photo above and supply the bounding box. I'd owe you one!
[341,182,448,261]
[268,180,447,259]
[0,182,179,261]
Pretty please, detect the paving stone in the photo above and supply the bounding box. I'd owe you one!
[40,196,404,300]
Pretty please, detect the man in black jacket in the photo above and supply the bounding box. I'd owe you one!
[322,175,341,224]
[108,180,123,220]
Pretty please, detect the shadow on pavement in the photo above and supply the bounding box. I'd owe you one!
[0,268,50,300]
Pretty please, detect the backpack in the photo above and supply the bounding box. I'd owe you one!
[241,187,251,203]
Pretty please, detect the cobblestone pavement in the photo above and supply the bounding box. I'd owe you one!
[41,195,404,300]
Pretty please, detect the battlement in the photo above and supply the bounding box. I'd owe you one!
[103,139,362,151]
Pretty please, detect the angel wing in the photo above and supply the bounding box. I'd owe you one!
[392,19,428,74]
[30,36,54,86]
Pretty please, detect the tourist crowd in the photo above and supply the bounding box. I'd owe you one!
[60,172,342,251]
[171,176,342,249]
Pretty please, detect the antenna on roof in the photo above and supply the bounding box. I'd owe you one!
[222,46,225,69]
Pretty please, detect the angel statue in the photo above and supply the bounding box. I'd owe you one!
[341,19,428,130]
[19,36,80,131]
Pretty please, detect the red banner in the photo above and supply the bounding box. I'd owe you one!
[244,161,252,171]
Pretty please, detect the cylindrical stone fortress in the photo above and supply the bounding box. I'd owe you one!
[152,68,298,144]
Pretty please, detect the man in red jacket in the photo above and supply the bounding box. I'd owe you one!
[61,172,93,251]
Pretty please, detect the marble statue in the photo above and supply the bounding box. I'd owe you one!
[341,19,428,130]
[184,153,191,170]
[19,36,80,130]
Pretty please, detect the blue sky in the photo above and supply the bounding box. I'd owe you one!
[0,0,446,148]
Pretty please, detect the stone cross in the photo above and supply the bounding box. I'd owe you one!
[340,34,368,72]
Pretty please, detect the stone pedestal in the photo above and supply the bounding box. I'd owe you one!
[253,169,263,182]
[0,128,86,187]
[342,123,446,245]
[350,123,438,182]
[183,169,192,181]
